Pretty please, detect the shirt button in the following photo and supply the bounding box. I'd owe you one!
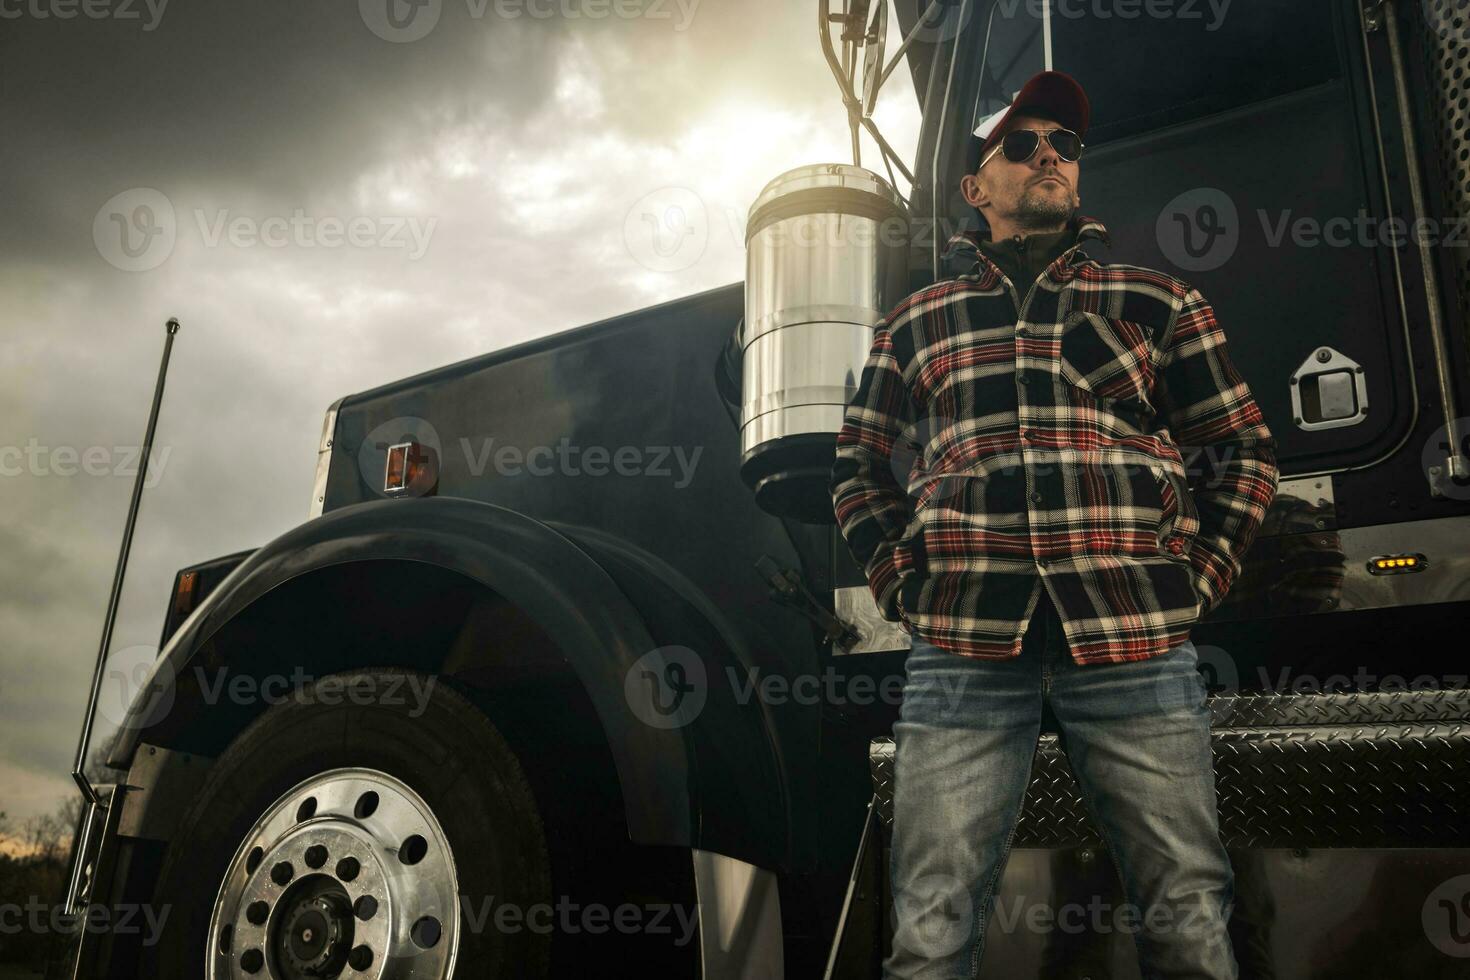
[1022,430,1035,442]
[1167,537,1186,555]
[1015,326,1030,338]
[1018,372,1031,385]
[1030,491,1043,503]
[1037,557,1049,567]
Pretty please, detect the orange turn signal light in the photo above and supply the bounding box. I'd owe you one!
[384,441,438,496]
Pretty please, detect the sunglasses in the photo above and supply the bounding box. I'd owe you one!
[978,127,1084,170]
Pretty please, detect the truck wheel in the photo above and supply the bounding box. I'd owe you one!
[140,668,552,979]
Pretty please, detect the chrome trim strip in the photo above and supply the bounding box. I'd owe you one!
[308,396,344,519]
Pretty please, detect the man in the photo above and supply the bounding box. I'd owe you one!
[829,70,1278,978]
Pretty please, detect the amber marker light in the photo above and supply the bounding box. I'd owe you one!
[1366,553,1427,575]
[384,441,439,496]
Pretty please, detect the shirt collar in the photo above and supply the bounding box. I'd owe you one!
[943,214,1110,282]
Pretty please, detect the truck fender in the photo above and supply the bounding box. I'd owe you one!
[109,495,701,848]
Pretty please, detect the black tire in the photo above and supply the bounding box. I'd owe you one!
[139,668,552,979]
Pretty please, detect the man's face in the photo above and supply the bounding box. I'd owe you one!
[961,113,1081,232]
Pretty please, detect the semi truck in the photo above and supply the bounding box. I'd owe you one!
[58,0,1470,977]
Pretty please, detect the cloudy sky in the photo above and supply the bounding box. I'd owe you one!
[0,0,922,833]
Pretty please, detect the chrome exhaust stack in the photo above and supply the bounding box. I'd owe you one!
[738,163,910,523]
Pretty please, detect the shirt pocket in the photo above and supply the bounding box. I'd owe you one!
[1057,311,1156,409]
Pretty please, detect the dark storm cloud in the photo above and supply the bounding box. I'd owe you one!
[0,0,918,831]
[0,0,569,262]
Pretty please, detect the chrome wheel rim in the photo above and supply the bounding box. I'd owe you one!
[206,767,459,979]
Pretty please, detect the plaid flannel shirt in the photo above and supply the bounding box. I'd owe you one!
[829,216,1279,663]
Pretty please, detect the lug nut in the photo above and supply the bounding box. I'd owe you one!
[335,857,361,882]
[304,844,329,869]
[246,901,269,926]
[347,944,374,971]
[270,861,294,886]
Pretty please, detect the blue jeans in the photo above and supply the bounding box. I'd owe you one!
[884,590,1236,979]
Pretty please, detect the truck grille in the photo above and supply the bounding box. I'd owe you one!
[1420,0,1470,333]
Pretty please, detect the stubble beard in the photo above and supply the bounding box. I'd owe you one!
[1014,181,1077,230]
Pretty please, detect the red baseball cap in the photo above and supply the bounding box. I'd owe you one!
[968,70,1090,171]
